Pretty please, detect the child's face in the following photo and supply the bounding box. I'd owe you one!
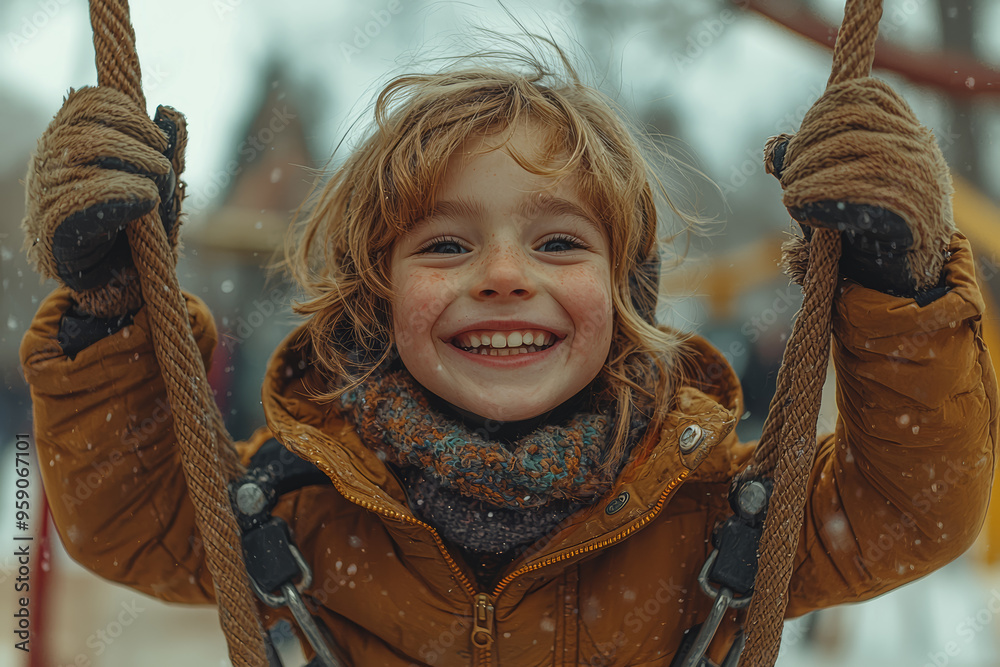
[390,122,614,422]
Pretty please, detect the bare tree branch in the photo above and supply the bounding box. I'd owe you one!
[738,0,1000,99]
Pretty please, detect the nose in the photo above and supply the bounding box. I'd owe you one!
[474,245,535,301]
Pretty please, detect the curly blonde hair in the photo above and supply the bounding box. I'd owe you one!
[285,35,697,470]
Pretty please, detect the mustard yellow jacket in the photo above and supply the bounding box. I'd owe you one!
[21,233,997,666]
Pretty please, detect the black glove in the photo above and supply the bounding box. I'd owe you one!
[766,78,955,306]
[773,143,949,305]
[24,86,188,317]
[50,107,182,290]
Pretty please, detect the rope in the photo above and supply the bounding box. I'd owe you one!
[87,2,269,665]
[737,1,884,664]
[84,1,885,665]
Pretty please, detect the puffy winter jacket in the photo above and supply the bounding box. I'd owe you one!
[20,232,997,666]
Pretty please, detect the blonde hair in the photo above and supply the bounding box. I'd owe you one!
[285,34,696,470]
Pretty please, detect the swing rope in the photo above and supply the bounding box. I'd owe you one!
[88,1,270,664]
[84,0,886,665]
[738,0,884,664]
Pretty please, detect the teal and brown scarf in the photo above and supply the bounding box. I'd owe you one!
[339,368,647,556]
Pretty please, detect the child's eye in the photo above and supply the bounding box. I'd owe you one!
[538,234,589,253]
[416,236,467,254]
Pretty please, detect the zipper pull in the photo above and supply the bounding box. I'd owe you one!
[471,593,494,648]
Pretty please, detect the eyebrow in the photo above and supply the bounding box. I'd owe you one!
[424,193,601,232]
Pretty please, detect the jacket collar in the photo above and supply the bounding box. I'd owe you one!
[261,326,743,573]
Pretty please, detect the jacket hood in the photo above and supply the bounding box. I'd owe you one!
[259,326,749,593]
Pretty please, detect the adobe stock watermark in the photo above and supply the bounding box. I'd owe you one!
[975,252,1000,283]
[212,0,244,20]
[719,83,825,197]
[414,615,471,666]
[142,64,170,98]
[56,599,146,667]
[671,2,749,73]
[880,0,932,37]
[850,456,979,576]
[681,281,800,383]
[340,0,404,64]
[188,105,297,214]
[740,283,801,345]
[923,588,1000,667]
[58,399,173,512]
[538,0,587,25]
[721,86,959,199]
[588,578,687,666]
[221,285,293,350]
[7,0,72,53]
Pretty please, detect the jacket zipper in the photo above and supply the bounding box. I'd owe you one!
[303,445,688,666]
[303,454,493,662]
[472,593,495,666]
[490,470,690,599]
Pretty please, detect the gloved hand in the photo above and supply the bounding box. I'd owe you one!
[766,77,955,304]
[23,86,187,317]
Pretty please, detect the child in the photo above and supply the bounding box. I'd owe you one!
[19,38,997,666]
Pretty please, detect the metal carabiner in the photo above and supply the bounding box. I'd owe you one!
[248,539,313,608]
[679,585,735,667]
[676,550,754,667]
[697,550,753,610]
[243,528,346,667]
[281,582,347,667]
[231,443,346,667]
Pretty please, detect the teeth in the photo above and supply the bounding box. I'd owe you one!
[453,329,555,350]
[473,346,539,355]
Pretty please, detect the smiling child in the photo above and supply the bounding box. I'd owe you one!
[19,37,997,667]
[391,123,615,422]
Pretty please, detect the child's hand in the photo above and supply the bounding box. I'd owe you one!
[22,86,187,317]
[765,77,955,301]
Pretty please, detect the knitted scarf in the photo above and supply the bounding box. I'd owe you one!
[339,368,648,555]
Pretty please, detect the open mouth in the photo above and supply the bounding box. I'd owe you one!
[450,329,557,356]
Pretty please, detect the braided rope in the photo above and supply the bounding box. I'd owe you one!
[738,1,884,664]
[87,1,268,665]
[84,1,884,665]
[88,0,145,109]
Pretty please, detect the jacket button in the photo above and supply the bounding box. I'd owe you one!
[679,424,703,453]
[235,482,267,515]
[605,491,630,515]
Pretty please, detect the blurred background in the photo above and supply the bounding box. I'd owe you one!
[1,0,999,665]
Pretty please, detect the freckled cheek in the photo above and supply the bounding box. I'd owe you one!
[560,272,614,346]
[393,274,456,342]
[574,297,614,346]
